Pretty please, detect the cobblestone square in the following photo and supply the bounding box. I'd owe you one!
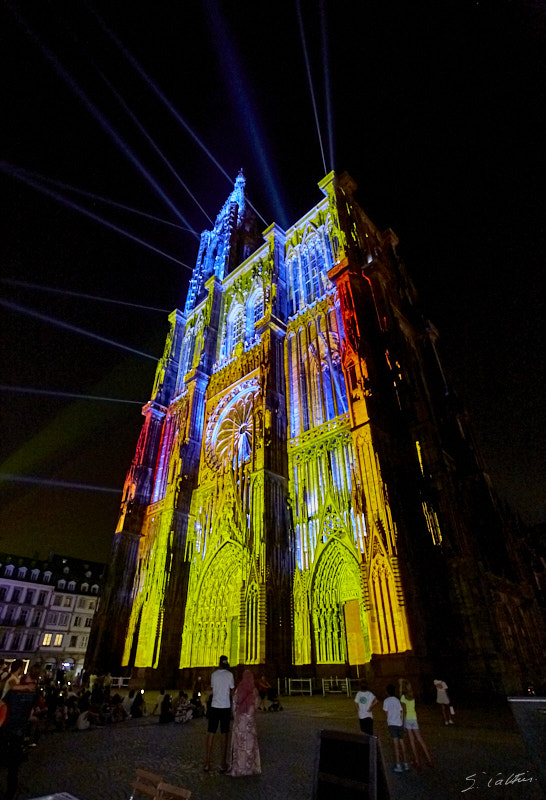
[9,695,544,800]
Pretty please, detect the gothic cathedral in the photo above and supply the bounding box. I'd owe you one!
[88,172,544,694]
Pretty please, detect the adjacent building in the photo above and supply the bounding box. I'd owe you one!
[88,171,545,694]
[0,553,104,676]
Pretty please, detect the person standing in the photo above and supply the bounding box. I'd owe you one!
[229,670,261,776]
[434,679,453,725]
[383,683,410,773]
[399,679,433,767]
[354,680,378,735]
[204,655,234,773]
[1,669,36,799]
[1,660,25,699]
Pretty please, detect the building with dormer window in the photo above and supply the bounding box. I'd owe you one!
[0,553,104,676]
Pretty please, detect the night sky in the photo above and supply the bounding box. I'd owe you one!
[1,1,544,563]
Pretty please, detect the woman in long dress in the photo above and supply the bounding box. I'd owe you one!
[229,670,261,777]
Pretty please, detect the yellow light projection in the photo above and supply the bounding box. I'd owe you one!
[116,172,415,677]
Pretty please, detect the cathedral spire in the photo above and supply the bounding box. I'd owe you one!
[184,171,258,313]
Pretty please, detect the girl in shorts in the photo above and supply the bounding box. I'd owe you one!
[399,678,433,768]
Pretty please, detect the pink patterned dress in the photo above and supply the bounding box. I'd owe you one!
[229,687,261,777]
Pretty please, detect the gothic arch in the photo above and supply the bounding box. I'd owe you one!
[309,539,369,665]
[368,551,408,654]
[183,541,243,668]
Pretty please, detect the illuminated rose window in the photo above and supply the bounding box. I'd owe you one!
[206,381,260,471]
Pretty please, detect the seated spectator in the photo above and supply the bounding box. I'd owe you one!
[122,690,135,717]
[110,693,128,723]
[159,693,174,724]
[175,691,193,724]
[130,690,146,718]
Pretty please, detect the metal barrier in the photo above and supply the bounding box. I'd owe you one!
[322,677,351,697]
[288,677,313,696]
[111,676,130,689]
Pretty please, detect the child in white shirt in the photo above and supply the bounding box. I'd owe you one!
[383,683,409,773]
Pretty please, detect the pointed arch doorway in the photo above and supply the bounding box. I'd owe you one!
[185,542,243,668]
[310,540,369,667]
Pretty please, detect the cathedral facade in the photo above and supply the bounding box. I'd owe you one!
[88,172,544,694]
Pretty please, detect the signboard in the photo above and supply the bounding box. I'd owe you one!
[313,729,391,800]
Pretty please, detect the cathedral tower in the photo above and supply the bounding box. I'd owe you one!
[88,172,544,694]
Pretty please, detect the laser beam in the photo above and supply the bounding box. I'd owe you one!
[0,161,194,271]
[2,277,170,313]
[0,162,196,234]
[88,5,268,226]
[0,384,144,405]
[98,70,214,226]
[296,0,327,175]
[0,299,158,362]
[205,0,288,227]
[0,473,121,494]
[5,2,197,233]
[319,0,335,172]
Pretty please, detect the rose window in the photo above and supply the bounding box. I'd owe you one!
[205,381,260,471]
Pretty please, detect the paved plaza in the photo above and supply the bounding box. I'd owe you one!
[7,693,544,800]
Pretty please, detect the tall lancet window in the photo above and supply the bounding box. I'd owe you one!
[179,328,196,382]
[252,291,264,326]
[227,305,245,351]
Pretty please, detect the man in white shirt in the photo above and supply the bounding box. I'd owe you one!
[204,655,234,772]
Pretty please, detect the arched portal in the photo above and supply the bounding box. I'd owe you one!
[185,542,243,667]
[310,540,369,665]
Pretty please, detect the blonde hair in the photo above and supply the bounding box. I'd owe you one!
[399,678,414,700]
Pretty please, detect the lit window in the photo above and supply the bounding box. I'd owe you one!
[252,293,263,325]
[42,633,52,646]
[54,634,63,647]
[228,306,245,350]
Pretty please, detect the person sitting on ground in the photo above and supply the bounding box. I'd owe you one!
[152,688,166,716]
[110,693,128,723]
[159,692,174,724]
[130,690,146,718]
[174,691,193,724]
[122,689,135,717]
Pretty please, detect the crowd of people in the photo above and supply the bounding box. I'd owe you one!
[0,652,456,792]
